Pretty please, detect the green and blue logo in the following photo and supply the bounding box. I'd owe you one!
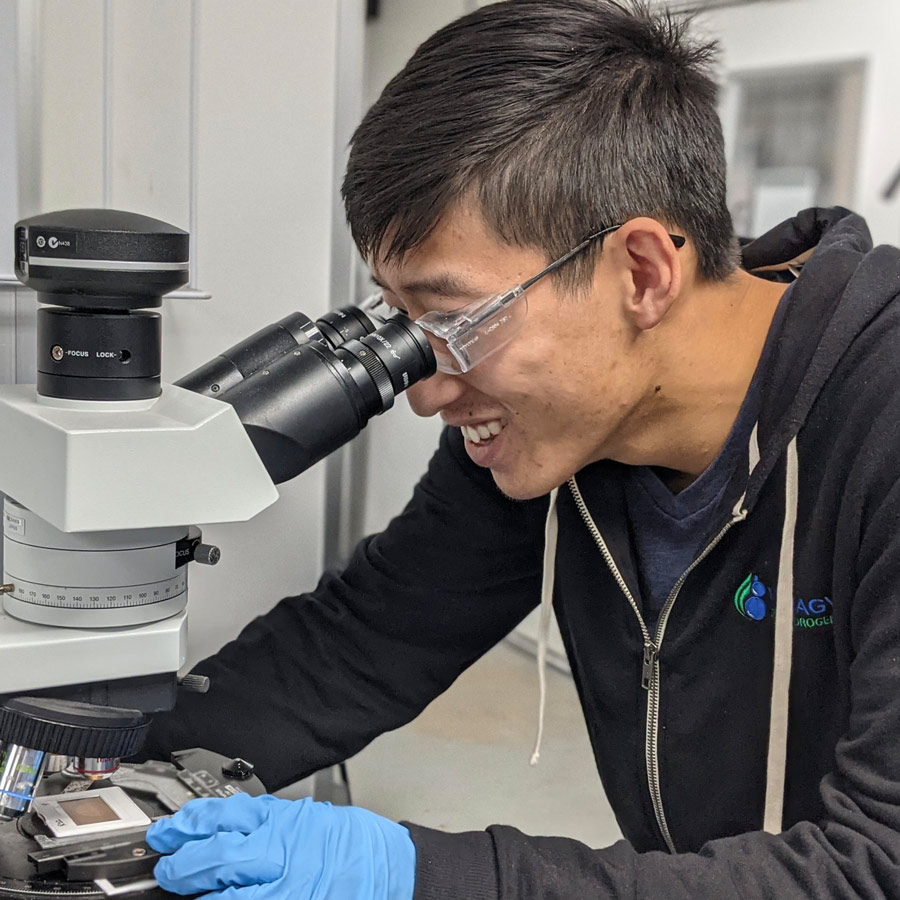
[734,574,835,629]
[734,573,770,621]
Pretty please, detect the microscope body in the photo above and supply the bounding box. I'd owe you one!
[0,208,434,900]
[0,383,277,698]
[0,210,279,900]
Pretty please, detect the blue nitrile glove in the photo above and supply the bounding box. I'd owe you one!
[146,793,416,900]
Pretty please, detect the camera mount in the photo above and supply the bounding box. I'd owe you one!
[15,210,189,401]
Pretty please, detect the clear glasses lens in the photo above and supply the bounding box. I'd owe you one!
[417,289,528,374]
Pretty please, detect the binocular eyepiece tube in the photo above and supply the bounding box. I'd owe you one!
[176,305,436,485]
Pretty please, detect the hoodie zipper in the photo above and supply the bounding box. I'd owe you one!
[568,476,745,854]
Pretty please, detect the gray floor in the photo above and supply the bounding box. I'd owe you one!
[346,641,623,848]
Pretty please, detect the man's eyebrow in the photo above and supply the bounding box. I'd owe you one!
[370,271,483,301]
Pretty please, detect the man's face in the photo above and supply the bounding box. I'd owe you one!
[371,204,654,500]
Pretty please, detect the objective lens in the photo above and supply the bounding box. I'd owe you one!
[68,757,119,780]
[0,742,47,821]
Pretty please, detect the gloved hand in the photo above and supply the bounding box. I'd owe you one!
[145,793,416,900]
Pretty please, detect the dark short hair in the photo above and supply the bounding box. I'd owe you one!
[344,0,739,289]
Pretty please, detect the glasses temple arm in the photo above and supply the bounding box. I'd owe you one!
[520,225,685,293]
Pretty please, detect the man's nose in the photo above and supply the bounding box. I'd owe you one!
[406,370,465,418]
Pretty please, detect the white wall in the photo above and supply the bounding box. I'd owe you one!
[364,0,477,107]
[706,0,900,246]
[32,0,361,663]
[0,0,18,251]
[0,0,20,386]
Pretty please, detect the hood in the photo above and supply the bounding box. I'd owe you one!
[739,207,900,512]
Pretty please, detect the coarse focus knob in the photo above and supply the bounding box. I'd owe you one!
[0,698,150,759]
[192,544,220,566]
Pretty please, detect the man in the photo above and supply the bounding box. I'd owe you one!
[142,1,900,897]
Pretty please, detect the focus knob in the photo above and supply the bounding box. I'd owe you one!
[192,543,220,566]
[0,698,150,759]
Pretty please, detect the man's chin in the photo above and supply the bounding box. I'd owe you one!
[491,470,562,502]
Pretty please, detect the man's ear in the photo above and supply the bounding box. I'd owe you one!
[610,218,682,331]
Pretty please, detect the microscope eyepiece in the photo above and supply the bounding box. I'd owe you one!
[214,312,435,484]
[174,305,385,397]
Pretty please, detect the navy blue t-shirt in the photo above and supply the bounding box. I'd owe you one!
[624,285,791,632]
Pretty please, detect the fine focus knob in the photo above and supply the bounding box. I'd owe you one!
[222,758,255,781]
[178,674,211,694]
[0,698,150,759]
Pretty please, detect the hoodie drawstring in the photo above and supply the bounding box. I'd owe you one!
[530,487,559,766]
[764,435,799,833]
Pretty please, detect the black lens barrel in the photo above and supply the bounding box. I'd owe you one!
[175,312,324,397]
[216,313,435,484]
[218,343,366,485]
[175,306,383,398]
[336,315,436,412]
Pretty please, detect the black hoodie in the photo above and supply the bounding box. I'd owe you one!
[146,208,900,899]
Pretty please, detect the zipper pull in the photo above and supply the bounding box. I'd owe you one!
[642,644,658,691]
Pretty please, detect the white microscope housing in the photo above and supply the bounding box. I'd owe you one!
[0,384,278,695]
[0,209,278,701]
[0,207,433,841]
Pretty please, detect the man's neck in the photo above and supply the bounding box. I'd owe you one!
[616,270,788,484]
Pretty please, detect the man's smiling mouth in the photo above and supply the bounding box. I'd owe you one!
[461,419,505,444]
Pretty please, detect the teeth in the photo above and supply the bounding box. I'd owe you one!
[462,420,503,444]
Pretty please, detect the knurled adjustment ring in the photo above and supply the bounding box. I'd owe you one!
[0,697,150,759]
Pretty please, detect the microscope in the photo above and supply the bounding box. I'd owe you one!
[0,209,435,899]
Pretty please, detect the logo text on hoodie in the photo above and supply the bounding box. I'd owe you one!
[794,596,833,628]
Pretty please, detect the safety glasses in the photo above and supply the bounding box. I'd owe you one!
[372,223,685,374]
